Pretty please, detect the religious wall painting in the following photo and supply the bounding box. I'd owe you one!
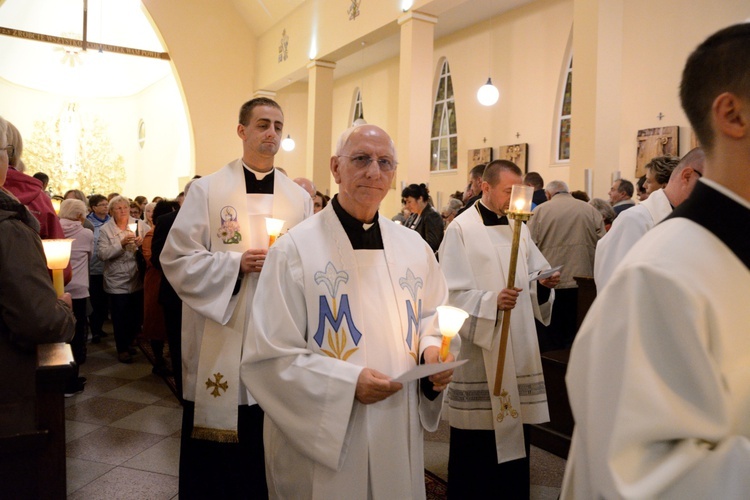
[635,126,679,178]
[498,143,529,172]
[313,262,363,361]
[467,147,493,169]
[398,268,423,364]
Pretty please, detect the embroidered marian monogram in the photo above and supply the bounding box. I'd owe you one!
[496,389,519,422]
[313,262,363,360]
[205,372,229,398]
[217,206,241,244]
[399,268,423,363]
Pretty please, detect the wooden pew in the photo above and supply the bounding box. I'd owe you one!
[0,343,74,499]
[530,277,597,458]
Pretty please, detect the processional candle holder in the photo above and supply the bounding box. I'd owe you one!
[436,306,469,361]
[493,184,534,396]
[41,239,73,297]
[265,217,285,247]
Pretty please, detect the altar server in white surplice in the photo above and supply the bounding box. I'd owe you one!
[562,23,750,499]
[242,124,454,499]
[594,147,705,289]
[160,98,312,499]
[438,159,560,499]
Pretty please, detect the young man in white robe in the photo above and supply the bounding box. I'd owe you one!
[160,97,313,499]
[594,147,705,289]
[241,124,455,499]
[438,160,560,498]
[562,23,750,499]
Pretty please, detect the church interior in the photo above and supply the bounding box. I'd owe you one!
[1,0,748,498]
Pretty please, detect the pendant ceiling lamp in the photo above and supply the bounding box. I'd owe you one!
[477,77,499,106]
[281,134,295,151]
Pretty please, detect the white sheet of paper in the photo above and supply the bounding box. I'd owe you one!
[530,265,563,282]
[392,359,468,383]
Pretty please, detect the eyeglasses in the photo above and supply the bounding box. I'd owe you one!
[338,155,397,172]
[692,169,703,178]
[1,145,14,159]
[95,203,109,208]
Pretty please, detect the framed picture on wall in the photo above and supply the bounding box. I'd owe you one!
[468,147,493,168]
[635,126,679,178]
[498,143,528,172]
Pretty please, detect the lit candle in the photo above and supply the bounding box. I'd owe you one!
[127,222,137,234]
[508,184,534,214]
[42,239,73,297]
[436,305,469,361]
[265,217,285,247]
[51,198,62,214]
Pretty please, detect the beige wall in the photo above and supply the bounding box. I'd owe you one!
[142,0,256,175]
[0,75,188,200]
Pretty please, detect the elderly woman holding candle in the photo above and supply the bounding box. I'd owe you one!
[59,199,94,395]
[97,195,150,363]
[0,115,75,433]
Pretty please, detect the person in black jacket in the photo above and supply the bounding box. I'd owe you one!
[402,183,443,254]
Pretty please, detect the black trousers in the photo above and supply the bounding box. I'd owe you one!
[448,425,532,500]
[67,297,88,388]
[536,287,578,352]
[163,301,183,402]
[109,290,143,354]
[88,274,108,338]
[179,402,268,499]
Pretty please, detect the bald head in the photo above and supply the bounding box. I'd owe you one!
[293,177,316,198]
[663,147,706,207]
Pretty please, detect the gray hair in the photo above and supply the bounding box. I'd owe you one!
[590,198,616,225]
[335,124,397,163]
[59,199,87,221]
[545,180,569,196]
[108,195,130,213]
[0,115,8,149]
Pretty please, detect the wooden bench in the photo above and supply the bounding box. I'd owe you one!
[530,277,597,458]
[0,343,74,499]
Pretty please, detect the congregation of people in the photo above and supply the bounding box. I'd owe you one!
[2,22,749,500]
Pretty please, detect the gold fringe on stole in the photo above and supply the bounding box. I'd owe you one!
[191,426,239,443]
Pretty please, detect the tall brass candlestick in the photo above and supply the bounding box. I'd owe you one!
[493,184,534,397]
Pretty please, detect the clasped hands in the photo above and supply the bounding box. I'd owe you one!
[121,231,143,249]
[354,346,454,405]
[240,248,267,273]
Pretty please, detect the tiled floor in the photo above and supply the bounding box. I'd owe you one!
[64,326,564,499]
[64,327,181,499]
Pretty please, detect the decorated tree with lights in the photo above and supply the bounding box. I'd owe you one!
[25,107,126,196]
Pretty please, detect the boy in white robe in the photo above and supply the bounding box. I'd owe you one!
[438,160,560,498]
[160,98,312,499]
[562,23,750,499]
[242,124,455,499]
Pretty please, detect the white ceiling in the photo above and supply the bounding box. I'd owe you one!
[0,0,533,97]
[0,0,171,98]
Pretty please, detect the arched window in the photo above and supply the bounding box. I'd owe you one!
[430,60,457,172]
[351,88,364,126]
[557,56,573,162]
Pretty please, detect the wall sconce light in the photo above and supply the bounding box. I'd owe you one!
[477,77,500,106]
[281,134,296,151]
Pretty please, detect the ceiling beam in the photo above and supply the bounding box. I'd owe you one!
[0,26,170,60]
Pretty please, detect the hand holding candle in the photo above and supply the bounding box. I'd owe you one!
[265,217,285,247]
[437,305,469,361]
[42,239,73,297]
